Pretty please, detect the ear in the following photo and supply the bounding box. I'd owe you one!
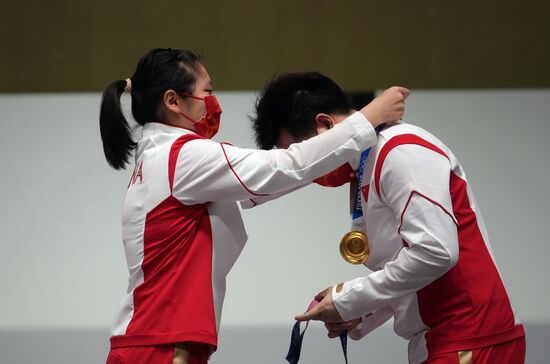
[314,113,335,134]
[162,90,181,114]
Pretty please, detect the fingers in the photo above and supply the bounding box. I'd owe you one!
[388,86,410,99]
[297,286,339,323]
[295,305,320,322]
[324,319,361,332]
[382,86,408,122]
[295,306,343,324]
[295,313,310,322]
[359,92,393,126]
[325,323,345,339]
[387,86,410,97]
[325,322,349,331]
[324,318,361,338]
[314,289,328,302]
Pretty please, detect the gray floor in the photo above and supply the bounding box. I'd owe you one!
[0,324,546,363]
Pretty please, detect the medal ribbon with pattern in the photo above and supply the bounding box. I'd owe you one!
[340,148,371,265]
[352,148,371,227]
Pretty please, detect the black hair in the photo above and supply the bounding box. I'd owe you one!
[99,48,202,169]
[251,72,353,150]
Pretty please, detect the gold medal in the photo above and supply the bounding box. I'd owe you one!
[339,231,370,264]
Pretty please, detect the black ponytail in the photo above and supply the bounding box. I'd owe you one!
[99,79,136,170]
[99,48,202,170]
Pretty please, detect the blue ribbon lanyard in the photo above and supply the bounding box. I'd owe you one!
[286,320,348,364]
[351,148,371,229]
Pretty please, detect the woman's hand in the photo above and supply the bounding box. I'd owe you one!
[295,286,344,324]
[360,86,410,127]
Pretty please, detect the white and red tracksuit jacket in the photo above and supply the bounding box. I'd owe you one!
[330,123,525,363]
[108,112,377,351]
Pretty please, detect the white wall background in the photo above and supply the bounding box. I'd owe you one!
[0,90,549,337]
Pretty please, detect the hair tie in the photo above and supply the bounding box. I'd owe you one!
[124,78,132,93]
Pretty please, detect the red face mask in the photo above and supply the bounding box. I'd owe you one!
[178,93,222,139]
[314,162,355,187]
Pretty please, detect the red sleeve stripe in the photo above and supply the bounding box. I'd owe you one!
[220,142,269,197]
[374,134,449,198]
[168,134,203,193]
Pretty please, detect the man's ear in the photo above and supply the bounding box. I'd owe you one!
[315,113,335,134]
[162,90,181,114]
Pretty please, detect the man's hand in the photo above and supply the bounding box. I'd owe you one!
[295,287,344,324]
[360,86,410,127]
[325,318,362,338]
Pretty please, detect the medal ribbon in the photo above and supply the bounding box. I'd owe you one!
[286,299,349,364]
[351,148,371,231]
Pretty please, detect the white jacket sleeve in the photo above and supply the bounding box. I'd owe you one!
[348,305,394,341]
[172,112,376,204]
[239,182,310,209]
[332,144,459,321]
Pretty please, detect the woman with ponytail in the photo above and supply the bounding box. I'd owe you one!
[100,48,409,364]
